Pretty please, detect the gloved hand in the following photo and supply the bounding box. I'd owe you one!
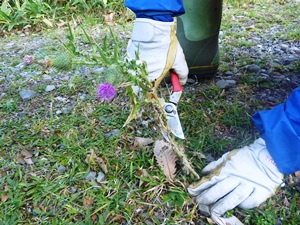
[126,18,188,90]
[188,138,284,225]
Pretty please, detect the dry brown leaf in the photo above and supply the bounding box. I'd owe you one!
[134,137,154,147]
[91,214,98,223]
[39,205,46,212]
[27,172,37,177]
[295,170,300,180]
[288,174,294,184]
[137,168,149,187]
[83,197,94,208]
[21,150,32,159]
[153,140,177,181]
[207,217,216,224]
[85,149,108,173]
[109,214,124,224]
[56,20,67,28]
[16,155,25,164]
[24,158,34,165]
[95,157,108,174]
[1,195,8,202]
[104,12,115,26]
[283,197,290,207]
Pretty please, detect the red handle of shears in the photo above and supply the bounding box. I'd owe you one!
[170,70,183,93]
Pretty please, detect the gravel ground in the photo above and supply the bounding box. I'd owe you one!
[1,5,299,108]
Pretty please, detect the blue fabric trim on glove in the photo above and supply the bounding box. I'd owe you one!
[252,87,300,174]
[125,0,185,18]
[135,13,174,22]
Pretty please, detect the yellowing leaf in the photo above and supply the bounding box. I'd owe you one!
[85,149,108,173]
[43,18,53,27]
[123,86,140,127]
[153,140,177,181]
[109,214,124,224]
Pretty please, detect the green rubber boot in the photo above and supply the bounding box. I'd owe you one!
[177,0,223,79]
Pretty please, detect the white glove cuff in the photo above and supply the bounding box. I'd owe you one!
[250,138,283,181]
[131,18,174,43]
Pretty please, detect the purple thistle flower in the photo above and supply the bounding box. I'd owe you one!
[97,82,117,103]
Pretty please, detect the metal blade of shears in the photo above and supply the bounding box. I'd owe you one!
[164,70,185,139]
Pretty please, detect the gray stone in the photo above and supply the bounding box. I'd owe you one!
[61,76,69,81]
[92,67,105,73]
[68,186,77,194]
[250,46,260,53]
[55,96,67,102]
[85,171,96,180]
[104,129,120,138]
[57,165,66,173]
[224,71,233,76]
[290,46,300,54]
[96,172,105,183]
[43,75,52,80]
[78,66,89,75]
[79,95,85,100]
[246,64,260,73]
[62,106,73,114]
[45,85,56,92]
[216,79,236,89]
[282,58,293,65]
[274,75,285,82]
[20,90,36,101]
[279,44,289,51]
[260,73,269,78]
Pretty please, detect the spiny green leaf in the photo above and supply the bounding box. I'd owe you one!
[123,86,140,127]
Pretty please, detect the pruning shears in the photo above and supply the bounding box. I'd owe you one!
[164,70,185,139]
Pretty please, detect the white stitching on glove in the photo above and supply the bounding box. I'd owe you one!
[126,18,188,86]
[188,138,283,225]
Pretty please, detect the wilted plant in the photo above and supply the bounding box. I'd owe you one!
[26,23,198,178]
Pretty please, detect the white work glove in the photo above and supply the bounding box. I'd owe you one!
[126,18,188,90]
[188,138,284,225]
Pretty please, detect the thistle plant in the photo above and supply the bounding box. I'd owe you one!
[22,50,72,70]
[24,23,198,178]
[102,66,126,85]
[36,52,73,70]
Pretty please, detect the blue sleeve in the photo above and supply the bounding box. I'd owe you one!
[125,0,185,22]
[252,87,300,174]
